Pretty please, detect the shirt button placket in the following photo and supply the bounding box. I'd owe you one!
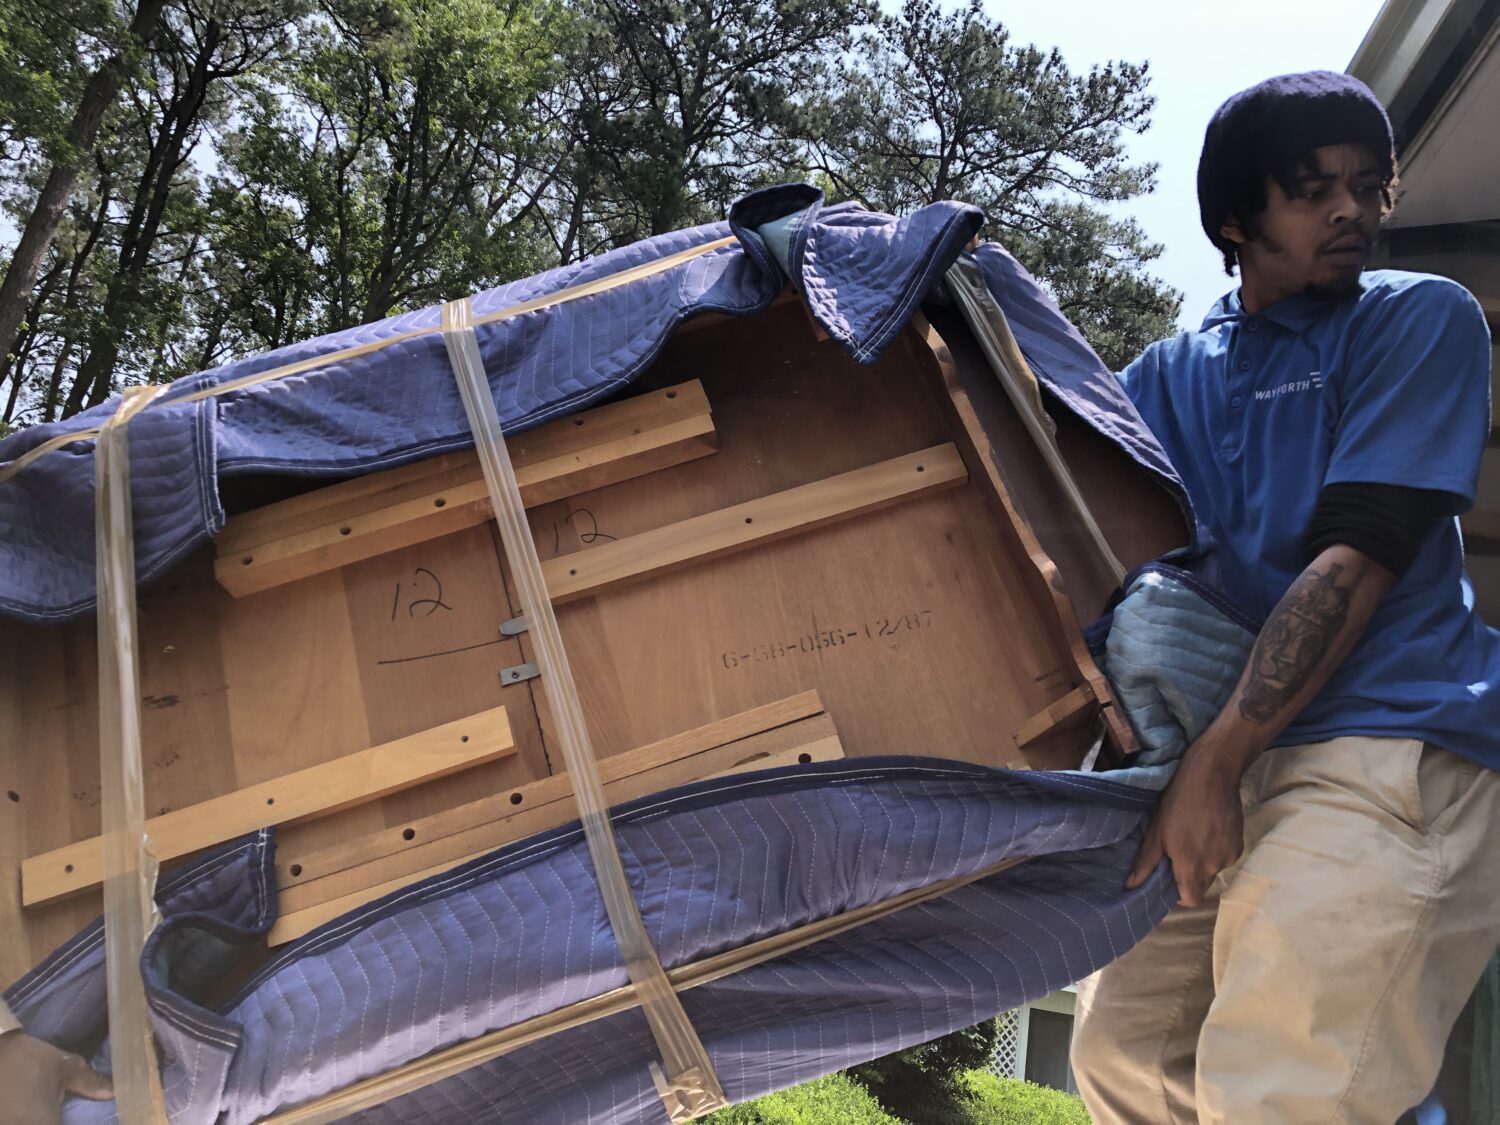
[1223,324,1257,456]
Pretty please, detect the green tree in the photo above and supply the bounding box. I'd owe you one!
[4,163,121,424]
[0,0,1183,426]
[801,0,1179,367]
[0,0,113,166]
[205,0,563,359]
[535,0,871,258]
[0,0,170,373]
[60,0,306,416]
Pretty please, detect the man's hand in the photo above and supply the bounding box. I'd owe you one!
[0,1031,113,1125]
[1123,546,1397,907]
[1126,749,1245,907]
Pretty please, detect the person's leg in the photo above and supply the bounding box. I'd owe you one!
[1071,882,1219,1123]
[1194,738,1500,1124]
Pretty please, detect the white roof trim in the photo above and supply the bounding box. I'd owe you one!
[1348,0,1463,103]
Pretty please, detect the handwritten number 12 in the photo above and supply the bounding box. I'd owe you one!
[391,566,454,620]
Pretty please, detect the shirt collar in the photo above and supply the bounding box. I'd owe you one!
[1199,282,1362,333]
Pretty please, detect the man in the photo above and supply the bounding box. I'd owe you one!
[0,999,113,1123]
[1070,72,1500,1123]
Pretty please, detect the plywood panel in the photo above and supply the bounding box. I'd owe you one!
[923,304,1187,623]
[535,301,1094,768]
[3,289,1180,982]
[215,564,386,861]
[334,524,551,831]
[0,618,41,981]
[2,614,109,964]
[136,559,237,820]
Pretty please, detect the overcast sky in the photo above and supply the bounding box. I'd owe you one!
[978,0,1389,330]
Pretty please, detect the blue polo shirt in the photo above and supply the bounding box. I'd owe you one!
[1119,269,1500,767]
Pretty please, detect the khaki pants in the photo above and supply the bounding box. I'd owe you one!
[1072,737,1500,1124]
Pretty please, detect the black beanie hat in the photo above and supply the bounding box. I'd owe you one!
[1198,71,1395,268]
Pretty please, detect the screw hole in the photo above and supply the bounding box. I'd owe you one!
[797,752,812,764]
[744,517,753,524]
[666,390,677,399]
[241,556,253,566]
[339,526,351,536]
[460,735,469,743]
[509,792,523,805]
[5,790,17,803]
[402,828,416,841]
[916,465,925,473]
[266,797,275,806]
[573,418,585,426]
[434,497,446,508]
[65,864,73,874]
[289,863,303,877]
[568,568,577,576]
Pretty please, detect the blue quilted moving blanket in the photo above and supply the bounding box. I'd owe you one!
[6,761,1173,1124]
[0,185,1225,1122]
[0,183,1186,624]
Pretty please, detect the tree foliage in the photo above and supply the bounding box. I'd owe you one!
[204,0,563,358]
[0,0,1179,426]
[535,0,868,258]
[801,0,1179,368]
[0,0,115,166]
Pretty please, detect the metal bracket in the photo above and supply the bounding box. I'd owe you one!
[500,615,529,637]
[499,661,540,686]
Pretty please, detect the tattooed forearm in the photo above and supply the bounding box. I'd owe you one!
[1239,563,1353,724]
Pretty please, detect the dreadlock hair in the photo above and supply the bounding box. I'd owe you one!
[1198,72,1398,276]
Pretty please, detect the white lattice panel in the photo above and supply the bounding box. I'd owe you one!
[990,1008,1024,1077]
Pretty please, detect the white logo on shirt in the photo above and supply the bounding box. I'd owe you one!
[1252,371,1324,402]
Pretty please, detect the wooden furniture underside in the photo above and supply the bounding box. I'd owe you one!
[0,298,1184,987]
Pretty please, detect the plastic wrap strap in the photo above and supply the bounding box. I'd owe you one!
[440,298,727,1122]
[0,235,739,487]
[96,383,170,1123]
[944,258,1127,585]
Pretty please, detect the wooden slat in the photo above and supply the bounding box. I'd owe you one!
[1012,684,1097,748]
[217,380,713,554]
[915,310,1149,761]
[214,381,717,596]
[218,452,479,556]
[276,691,823,890]
[277,715,838,914]
[22,706,515,907]
[542,444,967,604]
[268,717,844,946]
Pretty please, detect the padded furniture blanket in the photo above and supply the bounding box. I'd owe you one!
[4,761,1172,1124]
[0,183,1187,624]
[0,184,1217,1122]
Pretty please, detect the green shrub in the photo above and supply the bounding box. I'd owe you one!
[703,1072,905,1125]
[850,1019,1004,1122]
[956,1070,1092,1124]
[699,1067,1091,1124]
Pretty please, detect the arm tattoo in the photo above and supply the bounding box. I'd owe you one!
[1239,563,1352,724]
